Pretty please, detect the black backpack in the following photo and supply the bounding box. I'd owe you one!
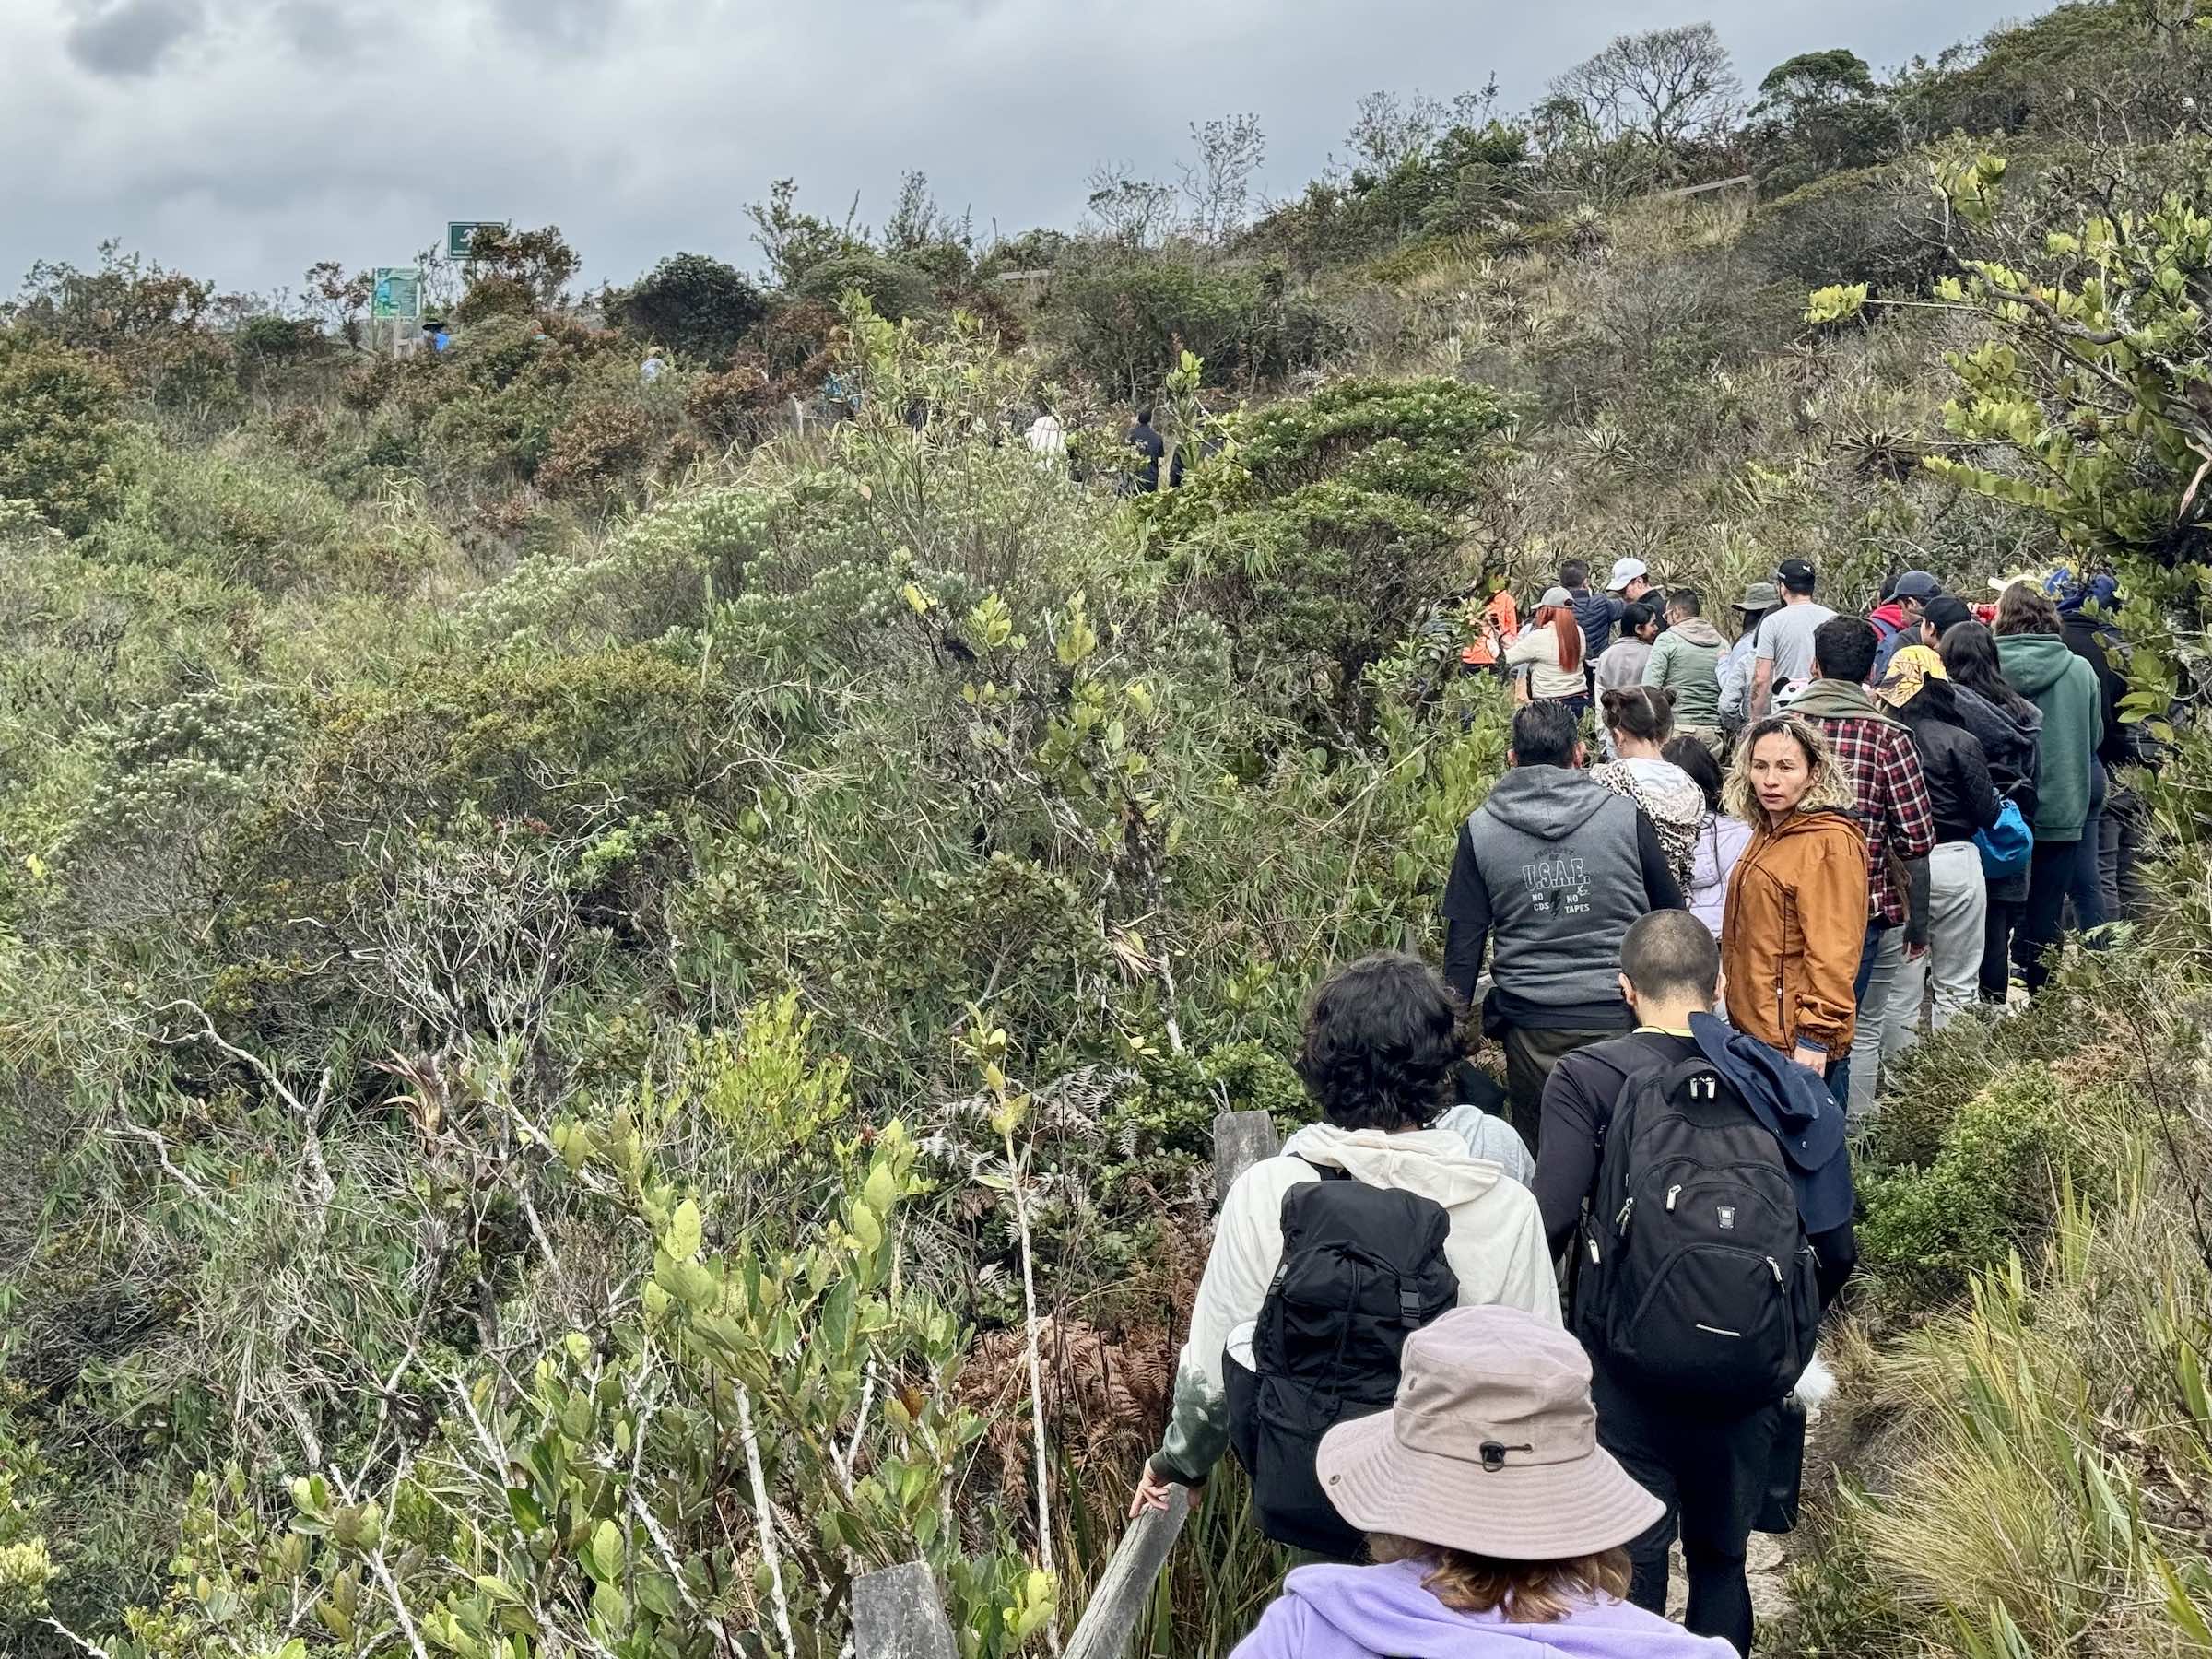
[1224,1167,1459,1558]
[1574,1057,1819,1407]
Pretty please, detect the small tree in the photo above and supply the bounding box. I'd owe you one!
[606,253,771,361]
[1179,113,1267,244]
[1547,23,1743,163]
[461,223,581,308]
[747,179,869,286]
[1749,48,1894,192]
[1083,164,1180,251]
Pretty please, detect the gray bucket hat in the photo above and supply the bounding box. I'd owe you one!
[1735,581,1780,613]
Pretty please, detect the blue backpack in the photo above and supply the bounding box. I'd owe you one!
[1975,797,2033,879]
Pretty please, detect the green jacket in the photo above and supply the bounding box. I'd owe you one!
[1996,633,2104,841]
[1641,618,1725,727]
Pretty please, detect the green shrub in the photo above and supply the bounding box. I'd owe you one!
[1857,1063,2110,1307]
[608,251,772,359]
[0,333,124,536]
[1050,258,1335,399]
[88,430,355,592]
[795,253,937,321]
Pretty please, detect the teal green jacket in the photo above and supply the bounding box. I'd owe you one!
[1996,633,2104,841]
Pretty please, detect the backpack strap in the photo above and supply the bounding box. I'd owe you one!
[1296,1156,1355,1182]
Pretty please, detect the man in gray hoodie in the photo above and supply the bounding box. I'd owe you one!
[1443,701,1686,1141]
[1641,588,1727,752]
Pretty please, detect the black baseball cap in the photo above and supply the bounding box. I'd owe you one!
[1776,559,1817,593]
[1921,595,1973,636]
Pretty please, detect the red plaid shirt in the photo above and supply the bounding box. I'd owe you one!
[1807,715,1936,927]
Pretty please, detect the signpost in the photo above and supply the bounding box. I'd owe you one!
[371,268,421,321]
[371,268,421,356]
[446,221,505,261]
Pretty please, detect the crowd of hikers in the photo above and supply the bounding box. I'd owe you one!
[1126,559,2150,1655]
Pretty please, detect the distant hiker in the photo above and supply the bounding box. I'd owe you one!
[2057,571,2150,924]
[1791,618,1936,1115]
[1130,954,1559,1559]
[1535,911,1856,1655]
[1229,1306,1735,1659]
[1563,559,1624,665]
[641,350,667,384]
[1718,714,1870,1081]
[1872,646,2002,1043]
[1994,582,2106,994]
[1443,701,1685,1142]
[1607,558,1664,629]
[1747,561,1836,719]
[1460,577,1520,674]
[424,321,453,354]
[1870,570,1942,677]
[1716,582,1779,740]
[1593,687,1703,888]
[1127,406,1166,491]
[1024,406,1066,466]
[1662,736,1749,940]
[1504,587,1590,721]
[1936,619,2044,1004]
[1641,588,1725,754]
[1595,604,1661,698]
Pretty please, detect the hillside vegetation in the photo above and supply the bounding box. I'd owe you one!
[7,4,2212,1656]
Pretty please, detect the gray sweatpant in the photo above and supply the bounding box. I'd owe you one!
[1849,842,1987,1117]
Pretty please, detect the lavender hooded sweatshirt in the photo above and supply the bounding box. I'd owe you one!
[1230,1560,1736,1659]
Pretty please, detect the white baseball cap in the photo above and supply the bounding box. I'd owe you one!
[1606,558,1648,593]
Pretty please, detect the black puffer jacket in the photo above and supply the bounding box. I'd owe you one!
[1952,684,2042,821]
[1900,700,2003,844]
[1570,587,1623,662]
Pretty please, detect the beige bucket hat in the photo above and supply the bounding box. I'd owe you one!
[1314,1306,1663,1560]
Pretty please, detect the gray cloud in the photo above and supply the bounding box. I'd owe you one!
[64,0,206,76]
[7,0,2037,299]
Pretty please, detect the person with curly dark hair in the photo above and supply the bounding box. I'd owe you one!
[1130,953,1559,1524]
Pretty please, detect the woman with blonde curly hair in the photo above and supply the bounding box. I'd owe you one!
[1720,715,1870,1077]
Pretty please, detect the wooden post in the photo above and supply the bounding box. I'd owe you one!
[852,1561,959,1659]
[1064,1484,1190,1659]
[1211,1109,1281,1200]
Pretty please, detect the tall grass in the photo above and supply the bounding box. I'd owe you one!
[1792,1161,2212,1656]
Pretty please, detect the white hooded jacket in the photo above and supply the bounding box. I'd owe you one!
[1149,1122,1561,1485]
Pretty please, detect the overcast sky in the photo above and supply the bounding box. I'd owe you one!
[4,0,2032,300]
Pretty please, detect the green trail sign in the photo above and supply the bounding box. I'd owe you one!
[447,220,506,261]
[371,267,421,321]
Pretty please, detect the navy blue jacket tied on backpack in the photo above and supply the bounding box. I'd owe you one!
[1687,1012,1854,1238]
[1571,1017,1855,1407]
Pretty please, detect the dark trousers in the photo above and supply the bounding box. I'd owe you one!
[1981,890,2021,1001]
[2099,778,2149,924]
[1823,922,1884,1110]
[1594,1366,1777,1655]
[1500,1025,1618,1146]
[2020,831,2104,994]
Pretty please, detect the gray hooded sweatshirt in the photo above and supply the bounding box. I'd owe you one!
[1449,767,1666,1029]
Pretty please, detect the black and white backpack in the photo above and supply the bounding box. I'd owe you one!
[1225,1166,1459,1558]
[1574,1057,1819,1406]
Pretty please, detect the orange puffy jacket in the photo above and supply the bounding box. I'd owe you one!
[1721,807,1869,1057]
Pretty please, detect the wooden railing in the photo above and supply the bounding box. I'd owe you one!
[854,1108,1283,1659]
